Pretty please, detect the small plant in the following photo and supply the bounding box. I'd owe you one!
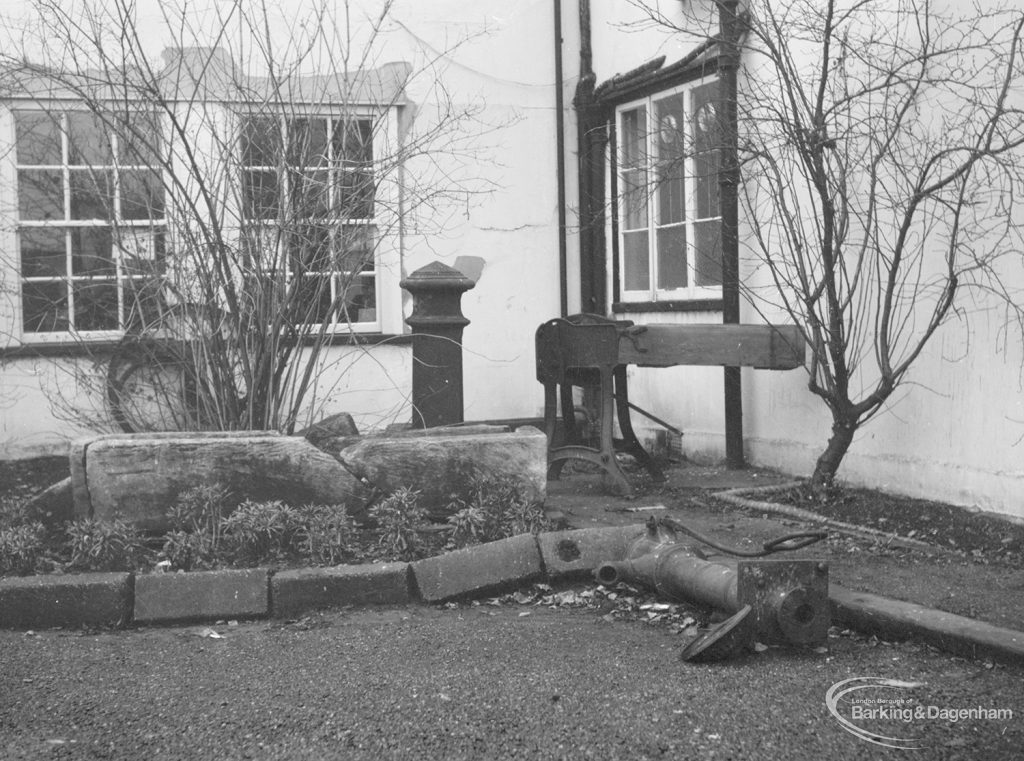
[298,504,356,566]
[222,499,303,564]
[369,487,427,560]
[445,471,550,548]
[65,518,144,571]
[162,484,234,570]
[0,522,47,576]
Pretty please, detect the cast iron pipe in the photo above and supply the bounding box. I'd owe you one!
[595,520,829,646]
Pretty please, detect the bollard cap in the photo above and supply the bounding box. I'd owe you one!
[400,261,476,294]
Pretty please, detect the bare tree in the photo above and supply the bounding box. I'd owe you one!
[631,0,1024,488]
[1,0,489,434]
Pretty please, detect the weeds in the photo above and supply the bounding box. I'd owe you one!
[65,518,144,571]
[369,487,427,560]
[161,484,235,570]
[0,522,46,575]
[298,504,357,565]
[222,500,303,564]
[445,472,550,548]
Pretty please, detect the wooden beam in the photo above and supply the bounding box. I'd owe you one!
[617,324,805,369]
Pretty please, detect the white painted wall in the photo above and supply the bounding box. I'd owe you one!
[0,0,567,455]
[588,0,1024,519]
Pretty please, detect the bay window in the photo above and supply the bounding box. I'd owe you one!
[616,77,722,303]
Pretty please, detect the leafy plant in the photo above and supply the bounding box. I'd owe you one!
[445,471,550,548]
[222,500,303,564]
[368,488,427,560]
[0,522,47,576]
[161,484,234,570]
[298,504,356,566]
[65,518,144,571]
[1,496,27,531]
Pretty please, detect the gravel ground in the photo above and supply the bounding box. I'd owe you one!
[1,605,1021,761]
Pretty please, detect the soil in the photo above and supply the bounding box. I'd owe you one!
[758,483,1024,563]
[5,455,1024,570]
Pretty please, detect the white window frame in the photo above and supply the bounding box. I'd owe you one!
[7,105,166,344]
[615,76,722,303]
[237,106,402,336]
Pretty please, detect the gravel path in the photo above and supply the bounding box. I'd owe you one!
[2,605,1021,760]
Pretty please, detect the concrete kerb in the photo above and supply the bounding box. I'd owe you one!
[2,526,1024,667]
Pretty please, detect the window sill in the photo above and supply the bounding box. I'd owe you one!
[1,333,413,359]
[612,299,723,314]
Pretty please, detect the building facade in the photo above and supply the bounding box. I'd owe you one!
[1,0,1022,519]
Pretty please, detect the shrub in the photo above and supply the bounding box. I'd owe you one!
[445,472,550,548]
[0,522,47,576]
[222,499,303,564]
[368,488,427,560]
[298,504,356,565]
[65,518,144,571]
[162,484,234,570]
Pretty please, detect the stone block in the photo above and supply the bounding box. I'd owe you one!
[0,572,131,630]
[537,525,644,580]
[134,568,268,624]
[337,426,548,518]
[271,562,411,618]
[411,533,543,602]
[80,432,367,531]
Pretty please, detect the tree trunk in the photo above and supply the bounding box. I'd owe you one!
[810,417,858,490]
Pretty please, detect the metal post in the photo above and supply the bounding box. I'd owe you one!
[401,261,476,428]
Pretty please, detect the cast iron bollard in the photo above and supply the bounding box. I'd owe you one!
[401,261,476,428]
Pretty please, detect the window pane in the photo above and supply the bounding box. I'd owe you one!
[19,228,66,277]
[122,276,166,330]
[339,274,376,323]
[622,230,649,291]
[22,281,70,332]
[116,230,165,272]
[119,114,163,165]
[291,169,330,218]
[655,93,686,226]
[656,225,687,290]
[694,219,722,286]
[18,169,64,220]
[693,150,720,220]
[337,169,375,218]
[70,169,114,219]
[72,228,115,276]
[288,118,329,167]
[67,112,113,166]
[620,106,647,168]
[337,225,375,273]
[289,224,335,274]
[74,280,119,330]
[333,119,373,165]
[122,169,165,219]
[296,274,334,323]
[691,81,720,153]
[241,117,281,166]
[621,169,648,231]
[15,112,62,165]
[243,170,280,219]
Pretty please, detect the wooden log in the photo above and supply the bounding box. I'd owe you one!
[337,426,547,518]
[82,433,367,532]
[617,324,805,369]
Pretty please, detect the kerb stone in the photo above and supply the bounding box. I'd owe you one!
[411,533,543,602]
[134,568,268,624]
[537,525,644,580]
[0,572,132,630]
[272,562,411,618]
